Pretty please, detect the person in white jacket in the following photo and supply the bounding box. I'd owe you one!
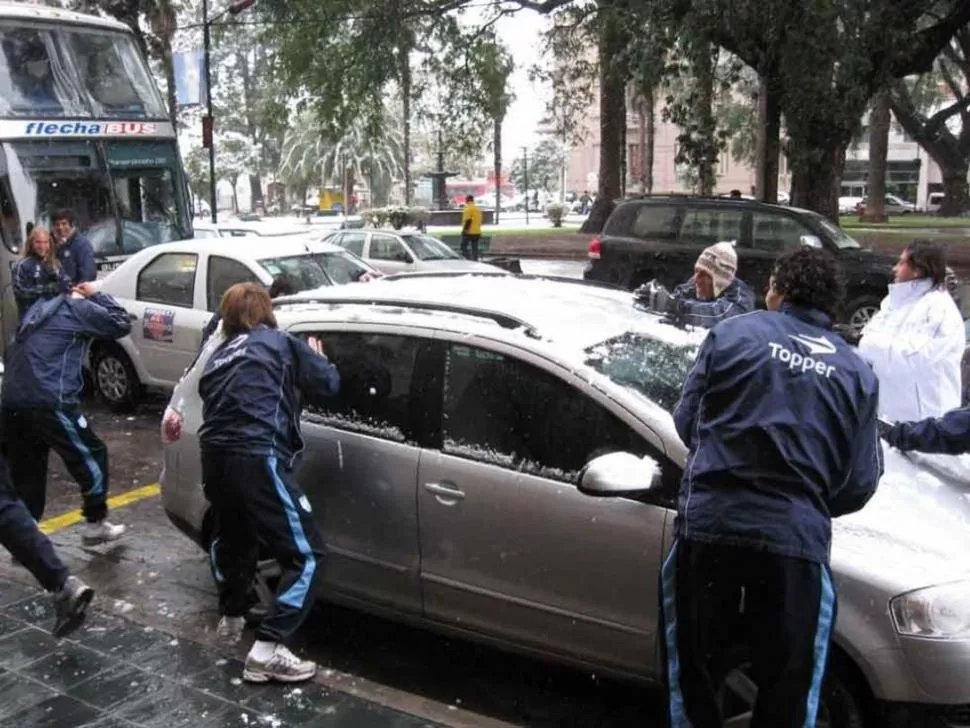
[858,240,965,422]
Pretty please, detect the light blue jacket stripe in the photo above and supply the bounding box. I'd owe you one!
[660,541,692,727]
[56,411,103,496]
[266,456,316,610]
[209,537,225,584]
[804,567,837,727]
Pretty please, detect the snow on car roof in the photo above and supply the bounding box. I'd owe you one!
[0,2,130,32]
[280,273,708,351]
[138,234,346,262]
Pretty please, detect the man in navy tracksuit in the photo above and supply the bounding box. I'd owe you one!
[198,282,339,683]
[664,248,883,727]
[1,284,131,544]
[881,408,970,454]
[52,209,97,284]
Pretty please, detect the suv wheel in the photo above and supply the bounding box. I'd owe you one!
[92,345,141,411]
[844,295,882,334]
[718,659,865,728]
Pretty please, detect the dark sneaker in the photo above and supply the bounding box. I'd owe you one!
[53,576,94,637]
[243,643,316,683]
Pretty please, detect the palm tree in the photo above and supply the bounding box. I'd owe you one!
[278,111,329,208]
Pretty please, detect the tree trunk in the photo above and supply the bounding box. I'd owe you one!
[400,50,412,206]
[230,179,239,213]
[248,175,262,212]
[940,168,970,217]
[861,91,891,222]
[695,47,717,196]
[620,90,628,197]
[345,167,356,213]
[493,116,503,226]
[636,100,647,193]
[644,89,655,194]
[755,74,780,203]
[580,10,628,234]
[238,50,265,211]
[790,141,846,222]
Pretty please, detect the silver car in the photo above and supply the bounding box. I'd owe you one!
[161,272,970,727]
[323,228,503,275]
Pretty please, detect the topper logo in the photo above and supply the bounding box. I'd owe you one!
[768,340,837,378]
[24,121,158,136]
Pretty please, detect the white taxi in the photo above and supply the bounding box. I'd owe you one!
[93,235,380,408]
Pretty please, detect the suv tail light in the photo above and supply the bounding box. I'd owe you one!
[162,407,183,444]
[588,237,601,259]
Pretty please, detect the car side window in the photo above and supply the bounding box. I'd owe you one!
[679,208,744,246]
[301,332,423,443]
[441,343,660,485]
[136,252,198,308]
[206,255,260,311]
[630,205,679,240]
[749,212,810,253]
[338,231,365,256]
[370,234,408,262]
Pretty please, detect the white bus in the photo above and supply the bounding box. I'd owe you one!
[0,2,191,346]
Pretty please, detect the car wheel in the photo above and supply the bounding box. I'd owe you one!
[92,345,141,411]
[718,658,866,728]
[844,296,882,335]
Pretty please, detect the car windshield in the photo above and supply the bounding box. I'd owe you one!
[584,332,698,411]
[402,233,461,261]
[259,255,332,291]
[806,212,861,249]
[313,250,372,285]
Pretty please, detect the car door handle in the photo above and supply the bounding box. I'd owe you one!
[424,482,465,502]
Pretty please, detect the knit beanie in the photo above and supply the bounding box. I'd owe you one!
[695,242,738,297]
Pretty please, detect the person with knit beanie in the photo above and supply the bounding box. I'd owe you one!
[635,242,756,328]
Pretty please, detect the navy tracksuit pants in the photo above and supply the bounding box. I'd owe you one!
[660,539,836,728]
[202,451,325,644]
[1,407,109,523]
[0,454,69,592]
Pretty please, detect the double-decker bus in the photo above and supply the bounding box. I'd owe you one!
[0,3,192,344]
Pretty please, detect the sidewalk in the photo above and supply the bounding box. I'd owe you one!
[0,576,441,728]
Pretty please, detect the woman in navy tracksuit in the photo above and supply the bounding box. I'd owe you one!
[12,225,72,319]
[198,282,340,684]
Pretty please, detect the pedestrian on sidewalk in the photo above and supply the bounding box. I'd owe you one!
[858,240,965,422]
[0,453,94,637]
[664,248,883,727]
[199,282,340,683]
[460,195,482,261]
[12,225,72,321]
[0,283,131,545]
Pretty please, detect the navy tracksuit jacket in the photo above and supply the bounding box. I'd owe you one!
[12,257,72,320]
[885,407,970,454]
[661,304,884,728]
[198,325,340,642]
[56,232,97,285]
[1,293,131,522]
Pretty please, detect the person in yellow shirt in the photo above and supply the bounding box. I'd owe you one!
[460,195,483,260]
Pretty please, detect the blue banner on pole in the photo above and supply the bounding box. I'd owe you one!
[173,50,206,107]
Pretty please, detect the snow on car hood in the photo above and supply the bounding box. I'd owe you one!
[832,445,970,589]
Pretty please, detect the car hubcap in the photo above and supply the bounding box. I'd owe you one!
[97,357,128,402]
[719,667,832,728]
[849,304,879,333]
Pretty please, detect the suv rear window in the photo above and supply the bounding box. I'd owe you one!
[629,205,679,239]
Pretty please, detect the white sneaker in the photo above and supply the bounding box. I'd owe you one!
[243,642,316,683]
[216,616,246,646]
[82,520,127,545]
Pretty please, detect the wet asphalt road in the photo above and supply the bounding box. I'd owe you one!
[4,393,666,728]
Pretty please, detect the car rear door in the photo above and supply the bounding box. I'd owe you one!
[739,209,814,298]
[286,324,436,615]
[130,251,209,384]
[204,255,263,329]
[367,233,414,274]
[675,204,746,287]
[416,336,674,676]
[595,202,683,289]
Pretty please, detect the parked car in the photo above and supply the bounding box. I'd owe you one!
[839,196,865,215]
[855,195,917,217]
[583,196,896,332]
[926,192,946,214]
[321,228,504,275]
[161,273,970,727]
[93,235,380,409]
[193,220,311,238]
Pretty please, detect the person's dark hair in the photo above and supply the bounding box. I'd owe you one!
[51,209,75,227]
[268,274,299,299]
[465,195,474,203]
[729,189,742,199]
[904,239,947,287]
[771,247,845,320]
[220,282,277,338]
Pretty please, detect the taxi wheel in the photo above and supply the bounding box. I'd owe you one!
[92,345,141,412]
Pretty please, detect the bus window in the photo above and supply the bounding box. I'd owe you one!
[68,30,166,118]
[0,30,85,117]
[4,140,116,253]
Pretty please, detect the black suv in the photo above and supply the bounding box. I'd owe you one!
[583,196,896,330]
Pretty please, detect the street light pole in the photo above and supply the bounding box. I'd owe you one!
[201,0,256,225]
[522,146,530,226]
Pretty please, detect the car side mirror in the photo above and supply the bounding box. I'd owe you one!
[399,252,414,263]
[578,452,662,497]
[800,235,822,249]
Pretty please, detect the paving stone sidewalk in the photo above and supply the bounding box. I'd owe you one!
[0,578,441,728]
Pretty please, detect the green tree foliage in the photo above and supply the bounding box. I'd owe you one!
[510,139,566,193]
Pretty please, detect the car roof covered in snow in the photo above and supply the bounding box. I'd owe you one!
[274,272,708,353]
